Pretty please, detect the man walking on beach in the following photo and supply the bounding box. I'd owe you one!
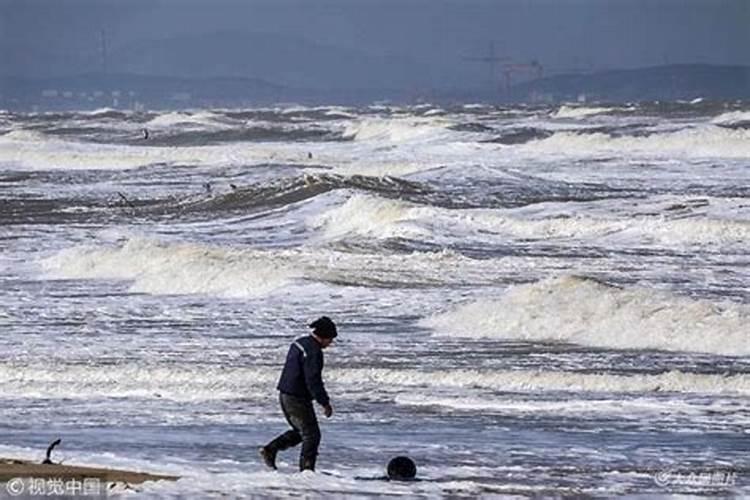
[259,316,337,472]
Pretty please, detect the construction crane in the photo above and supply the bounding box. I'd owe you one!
[501,60,544,94]
[465,43,545,99]
[464,41,510,93]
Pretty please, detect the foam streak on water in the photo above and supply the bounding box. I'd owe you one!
[1,102,749,497]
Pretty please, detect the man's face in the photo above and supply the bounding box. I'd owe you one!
[320,337,334,349]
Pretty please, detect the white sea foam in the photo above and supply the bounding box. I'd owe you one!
[324,109,357,119]
[520,126,750,158]
[1,129,52,143]
[422,276,750,356]
[0,363,276,400]
[312,193,750,247]
[336,367,750,395]
[342,117,452,142]
[83,107,121,116]
[465,212,750,247]
[4,105,750,498]
[552,105,612,119]
[2,362,747,401]
[711,110,750,126]
[41,238,299,298]
[310,194,431,240]
[39,235,549,296]
[0,443,659,497]
[393,395,687,415]
[145,111,227,128]
[456,210,750,247]
[145,111,196,127]
[0,134,289,171]
[1,122,448,173]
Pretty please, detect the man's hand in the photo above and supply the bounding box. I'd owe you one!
[323,403,333,418]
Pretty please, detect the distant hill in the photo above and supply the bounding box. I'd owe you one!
[514,64,750,103]
[2,64,748,111]
[0,72,427,110]
[109,31,433,91]
[0,73,287,110]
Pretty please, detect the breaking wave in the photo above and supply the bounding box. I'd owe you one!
[422,276,750,356]
[145,111,229,129]
[521,126,750,158]
[338,367,750,395]
[172,174,432,216]
[311,193,750,247]
[482,127,553,145]
[78,108,130,119]
[2,362,747,401]
[0,134,285,171]
[343,117,452,142]
[41,238,299,298]
[448,122,494,133]
[551,106,614,119]
[0,363,276,401]
[38,233,550,292]
[712,110,750,129]
[0,129,52,143]
[310,194,432,240]
[142,125,337,146]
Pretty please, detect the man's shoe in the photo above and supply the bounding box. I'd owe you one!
[300,456,316,472]
[259,446,277,470]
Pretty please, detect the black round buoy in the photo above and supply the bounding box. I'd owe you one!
[387,456,417,480]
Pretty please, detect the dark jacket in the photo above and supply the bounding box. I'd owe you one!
[277,335,330,407]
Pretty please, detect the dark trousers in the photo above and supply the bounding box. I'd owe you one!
[265,392,321,471]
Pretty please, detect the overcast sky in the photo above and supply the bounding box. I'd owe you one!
[1,0,748,85]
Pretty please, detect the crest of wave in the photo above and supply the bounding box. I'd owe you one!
[521,126,750,158]
[310,193,433,240]
[422,275,749,356]
[82,107,120,116]
[342,116,452,142]
[2,363,749,400]
[41,237,299,298]
[464,211,750,247]
[551,105,615,119]
[711,110,750,126]
[145,110,228,129]
[312,194,750,247]
[1,129,52,143]
[335,368,750,395]
[0,363,277,401]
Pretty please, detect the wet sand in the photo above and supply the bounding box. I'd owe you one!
[0,457,178,484]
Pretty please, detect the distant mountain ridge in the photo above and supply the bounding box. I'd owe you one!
[1,64,748,110]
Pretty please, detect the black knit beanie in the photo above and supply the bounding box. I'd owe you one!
[309,316,337,339]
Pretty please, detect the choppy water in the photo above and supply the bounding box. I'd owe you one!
[1,102,749,497]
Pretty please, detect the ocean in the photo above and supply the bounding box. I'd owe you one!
[1,101,748,497]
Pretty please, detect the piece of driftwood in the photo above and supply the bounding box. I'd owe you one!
[42,438,62,465]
